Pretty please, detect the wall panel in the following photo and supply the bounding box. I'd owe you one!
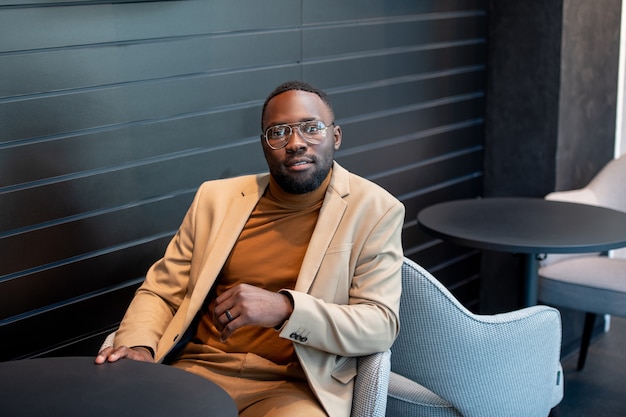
[1,32,301,97]
[1,236,170,318]
[1,0,487,359]
[2,68,296,143]
[2,143,266,231]
[1,107,262,187]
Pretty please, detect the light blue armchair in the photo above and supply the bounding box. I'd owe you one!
[387,257,563,417]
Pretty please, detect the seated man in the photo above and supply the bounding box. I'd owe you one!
[96,80,404,417]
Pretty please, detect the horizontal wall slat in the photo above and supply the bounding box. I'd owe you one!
[0,284,138,360]
[0,32,302,98]
[304,43,487,89]
[1,144,268,233]
[1,68,298,143]
[303,12,486,59]
[0,107,261,187]
[302,0,487,22]
[0,0,301,52]
[0,236,169,318]
[338,123,484,178]
[339,95,485,153]
[331,68,486,119]
[370,150,484,198]
[0,193,193,276]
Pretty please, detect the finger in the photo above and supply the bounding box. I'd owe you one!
[215,309,236,330]
[220,310,249,342]
[94,346,126,364]
[106,346,133,363]
[211,308,229,332]
[225,309,234,322]
[94,347,114,364]
[215,285,239,306]
[213,295,236,318]
[220,322,236,342]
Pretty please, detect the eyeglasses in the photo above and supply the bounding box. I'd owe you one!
[262,120,332,150]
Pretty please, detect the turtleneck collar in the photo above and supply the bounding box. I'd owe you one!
[267,169,332,208]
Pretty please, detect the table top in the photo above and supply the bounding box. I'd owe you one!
[0,356,237,417]
[418,197,626,254]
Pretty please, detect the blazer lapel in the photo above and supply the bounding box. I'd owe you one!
[296,163,349,293]
[187,175,270,319]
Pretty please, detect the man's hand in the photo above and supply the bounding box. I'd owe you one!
[94,346,154,364]
[213,283,293,341]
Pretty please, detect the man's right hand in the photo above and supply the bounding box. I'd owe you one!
[94,346,154,364]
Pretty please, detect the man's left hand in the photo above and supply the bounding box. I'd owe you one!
[213,283,293,341]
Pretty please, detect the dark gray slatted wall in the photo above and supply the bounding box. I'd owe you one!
[0,0,487,360]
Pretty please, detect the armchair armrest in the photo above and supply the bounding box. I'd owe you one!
[351,350,391,417]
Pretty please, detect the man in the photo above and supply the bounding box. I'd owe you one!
[96,80,404,417]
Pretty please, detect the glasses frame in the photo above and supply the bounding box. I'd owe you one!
[262,120,334,150]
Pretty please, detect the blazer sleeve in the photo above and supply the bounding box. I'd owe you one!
[279,197,404,356]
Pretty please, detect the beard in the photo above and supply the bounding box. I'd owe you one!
[271,159,333,194]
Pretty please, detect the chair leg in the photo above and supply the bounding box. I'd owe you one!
[577,312,597,371]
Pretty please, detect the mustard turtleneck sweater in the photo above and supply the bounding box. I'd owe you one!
[192,171,331,365]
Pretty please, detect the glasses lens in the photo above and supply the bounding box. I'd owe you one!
[299,121,327,143]
[265,125,292,149]
[267,125,291,140]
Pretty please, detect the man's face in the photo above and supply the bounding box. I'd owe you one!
[261,90,342,194]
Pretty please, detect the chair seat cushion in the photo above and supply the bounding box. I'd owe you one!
[386,372,462,417]
[539,256,626,316]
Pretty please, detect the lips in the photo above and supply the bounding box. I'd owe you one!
[285,157,314,168]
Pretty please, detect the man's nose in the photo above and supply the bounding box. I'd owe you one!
[286,128,308,150]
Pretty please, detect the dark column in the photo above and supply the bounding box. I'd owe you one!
[484,0,562,199]
[557,0,620,190]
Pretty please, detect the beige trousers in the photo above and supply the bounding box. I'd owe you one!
[171,343,328,417]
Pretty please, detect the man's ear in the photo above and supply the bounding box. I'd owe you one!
[333,125,342,150]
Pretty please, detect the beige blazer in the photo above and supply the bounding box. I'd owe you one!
[115,162,404,417]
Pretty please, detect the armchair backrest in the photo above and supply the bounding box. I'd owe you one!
[391,257,563,417]
[545,154,626,261]
[585,153,626,211]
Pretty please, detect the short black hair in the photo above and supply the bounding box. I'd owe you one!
[261,80,334,129]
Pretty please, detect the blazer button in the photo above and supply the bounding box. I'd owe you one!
[289,332,308,342]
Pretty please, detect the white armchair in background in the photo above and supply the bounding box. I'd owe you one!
[539,154,626,370]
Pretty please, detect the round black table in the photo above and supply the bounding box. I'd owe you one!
[0,356,238,417]
[418,197,626,306]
